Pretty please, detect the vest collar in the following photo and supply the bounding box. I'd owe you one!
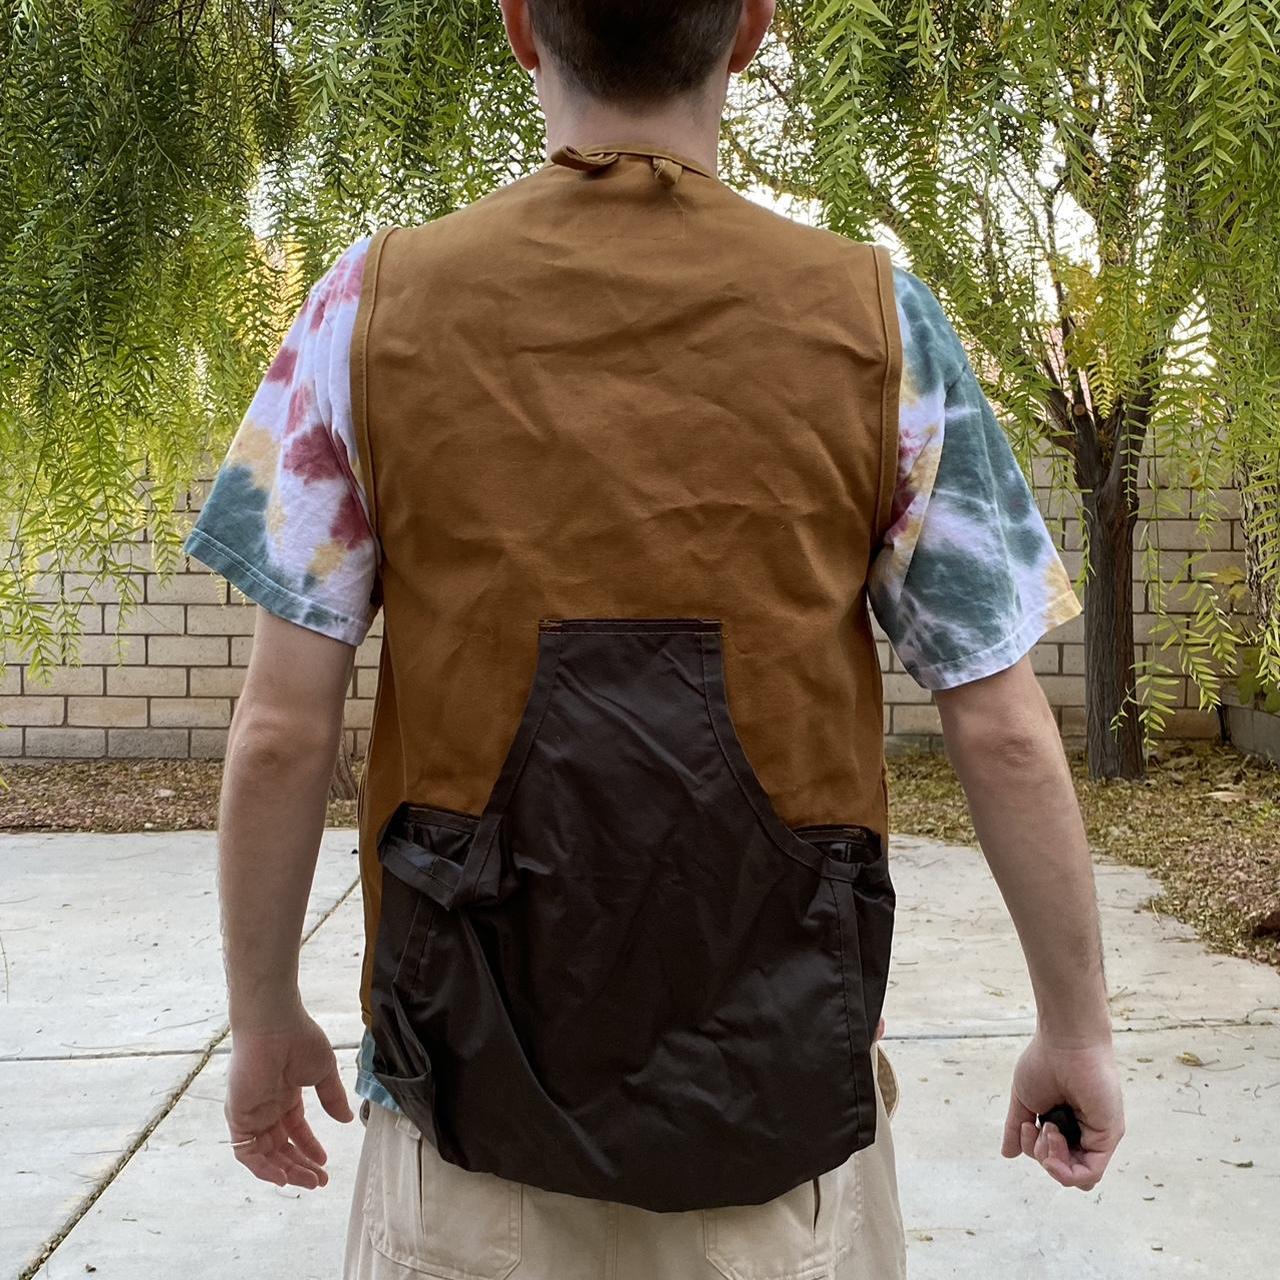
[547,141,718,187]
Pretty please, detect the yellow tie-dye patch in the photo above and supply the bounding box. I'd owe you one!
[266,491,288,542]
[225,417,280,488]
[308,538,346,580]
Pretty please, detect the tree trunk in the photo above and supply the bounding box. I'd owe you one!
[331,730,359,802]
[1080,467,1146,780]
[1239,458,1277,632]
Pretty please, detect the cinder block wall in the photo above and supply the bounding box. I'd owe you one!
[0,452,1244,762]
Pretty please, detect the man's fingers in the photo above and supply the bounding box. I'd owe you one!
[239,1150,290,1187]
[1034,1120,1070,1168]
[266,1117,329,1177]
[238,1146,326,1190]
[1032,1121,1116,1191]
[1003,1088,1035,1159]
[234,1137,329,1190]
[315,1062,355,1124]
[283,1103,329,1166]
[1043,1145,1112,1191]
[229,1114,330,1189]
[1019,1120,1038,1159]
[278,1149,327,1189]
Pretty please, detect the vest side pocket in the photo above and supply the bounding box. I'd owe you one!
[805,829,894,1041]
[371,807,481,1140]
[825,857,895,1151]
[377,805,485,990]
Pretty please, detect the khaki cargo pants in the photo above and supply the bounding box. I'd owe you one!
[343,1046,906,1280]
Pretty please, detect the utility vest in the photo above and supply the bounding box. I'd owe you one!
[351,142,902,1213]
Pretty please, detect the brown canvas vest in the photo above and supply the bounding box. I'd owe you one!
[350,142,902,1212]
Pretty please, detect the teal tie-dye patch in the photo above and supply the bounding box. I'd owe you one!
[867,268,1081,689]
[184,237,378,649]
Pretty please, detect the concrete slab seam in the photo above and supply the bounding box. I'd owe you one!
[18,874,360,1280]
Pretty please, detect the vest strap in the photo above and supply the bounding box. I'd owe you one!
[380,832,465,910]
[651,156,683,187]
[549,144,620,172]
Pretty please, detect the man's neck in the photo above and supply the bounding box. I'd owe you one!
[541,88,723,177]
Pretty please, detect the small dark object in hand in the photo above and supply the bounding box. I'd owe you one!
[1037,1103,1082,1150]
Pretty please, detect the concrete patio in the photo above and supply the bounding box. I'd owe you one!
[2,830,1277,1279]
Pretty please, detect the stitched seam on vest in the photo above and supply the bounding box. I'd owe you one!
[827,879,863,1145]
[872,244,902,551]
[359,638,394,1033]
[696,633,836,880]
[465,638,564,903]
[352,225,394,566]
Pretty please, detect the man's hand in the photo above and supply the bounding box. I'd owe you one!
[1001,1034,1124,1191]
[225,1007,355,1189]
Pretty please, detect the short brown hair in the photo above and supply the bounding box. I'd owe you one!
[527,0,742,104]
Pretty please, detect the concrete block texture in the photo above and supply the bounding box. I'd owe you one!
[24,727,106,757]
[0,481,1250,758]
[67,697,147,728]
[21,665,104,696]
[107,728,190,759]
[186,603,258,636]
[0,695,65,726]
[145,572,227,605]
[190,729,230,758]
[149,698,231,728]
[148,636,228,667]
[106,667,187,697]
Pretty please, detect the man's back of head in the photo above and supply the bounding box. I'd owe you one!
[524,0,743,105]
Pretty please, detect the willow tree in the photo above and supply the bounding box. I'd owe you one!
[3,2,1278,783]
[0,0,540,685]
[779,0,1280,778]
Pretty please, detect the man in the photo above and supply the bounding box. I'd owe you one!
[185,0,1125,1275]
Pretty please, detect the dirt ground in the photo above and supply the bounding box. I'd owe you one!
[1,739,1276,969]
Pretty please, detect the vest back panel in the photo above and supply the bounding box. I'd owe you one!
[352,153,901,1026]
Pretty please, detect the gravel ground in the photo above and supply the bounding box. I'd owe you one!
[1,739,1275,968]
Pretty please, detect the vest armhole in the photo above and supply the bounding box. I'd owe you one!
[870,243,902,555]
[351,224,397,569]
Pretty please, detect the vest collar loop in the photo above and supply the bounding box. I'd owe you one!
[548,142,716,185]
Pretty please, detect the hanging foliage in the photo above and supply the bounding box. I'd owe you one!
[2,1,1277,782]
[781,0,1280,776]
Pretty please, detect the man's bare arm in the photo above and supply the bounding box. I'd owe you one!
[219,608,350,1026]
[935,655,1110,1042]
[217,607,357,1188]
[934,653,1124,1189]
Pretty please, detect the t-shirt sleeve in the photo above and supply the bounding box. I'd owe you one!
[183,236,380,648]
[868,268,1082,691]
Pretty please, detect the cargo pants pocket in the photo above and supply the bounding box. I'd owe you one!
[363,1102,522,1279]
[702,1170,836,1280]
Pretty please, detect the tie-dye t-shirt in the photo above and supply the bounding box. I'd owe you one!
[184,233,1082,1113]
[184,235,1081,684]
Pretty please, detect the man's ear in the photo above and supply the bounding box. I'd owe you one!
[499,0,540,73]
[728,0,777,74]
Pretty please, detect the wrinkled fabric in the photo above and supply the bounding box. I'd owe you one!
[369,618,894,1211]
[353,146,902,1042]
[344,1044,907,1280]
[351,141,902,1217]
